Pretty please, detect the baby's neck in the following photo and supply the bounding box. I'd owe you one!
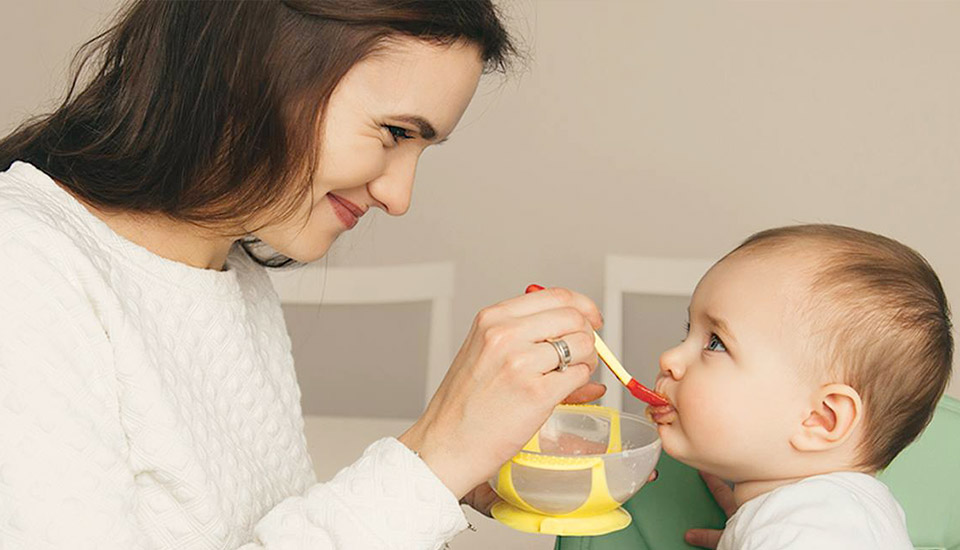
[732,476,808,507]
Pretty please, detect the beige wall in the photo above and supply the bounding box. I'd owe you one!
[3,0,959,403]
[0,0,119,132]
[334,0,960,399]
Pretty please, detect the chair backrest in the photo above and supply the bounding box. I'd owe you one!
[879,394,960,550]
[601,255,714,411]
[269,261,454,413]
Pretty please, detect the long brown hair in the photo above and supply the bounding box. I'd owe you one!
[0,0,514,265]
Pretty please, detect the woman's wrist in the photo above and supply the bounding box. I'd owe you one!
[399,421,476,499]
[397,425,425,459]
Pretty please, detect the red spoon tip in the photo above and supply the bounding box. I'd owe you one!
[627,379,670,407]
[525,284,545,294]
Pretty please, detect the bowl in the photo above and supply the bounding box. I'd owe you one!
[489,404,661,536]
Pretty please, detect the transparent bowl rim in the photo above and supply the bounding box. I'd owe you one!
[516,409,662,460]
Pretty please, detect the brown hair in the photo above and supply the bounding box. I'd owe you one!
[0,0,515,266]
[730,224,953,470]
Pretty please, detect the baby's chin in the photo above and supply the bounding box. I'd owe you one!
[645,404,707,468]
[659,436,715,474]
[656,425,677,454]
[653,420,713,473]
[657,432,753,482]
[651,418,686,456]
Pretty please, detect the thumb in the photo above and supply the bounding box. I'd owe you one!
[685,528,723,549]
[547,363,593,404]
[460,483,502,518]
[561,381,607,404]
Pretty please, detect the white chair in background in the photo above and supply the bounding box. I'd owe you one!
[268,261,454,480]
[269,261,454,409]
[601,255,714,410]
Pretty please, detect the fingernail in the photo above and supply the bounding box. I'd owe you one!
[652,469,659,481]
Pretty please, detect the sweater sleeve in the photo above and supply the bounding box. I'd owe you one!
[0,226,468,550]
[242,438,470,550]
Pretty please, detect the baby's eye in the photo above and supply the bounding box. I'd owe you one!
[705,333,727,352]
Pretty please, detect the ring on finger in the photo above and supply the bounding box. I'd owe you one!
[549,339,572,372]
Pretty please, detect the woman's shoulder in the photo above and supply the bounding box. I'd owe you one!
[0,162,131,328]
[0,161,100,260]
[0,161,276,304]
[0,166,114,359]
[0,168,96,303]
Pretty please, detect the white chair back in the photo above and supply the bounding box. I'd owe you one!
[602,255,714,410]
[269,261,454,413]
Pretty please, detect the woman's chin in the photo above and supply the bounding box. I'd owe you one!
[267,237,336,264]
[288,249,326,264]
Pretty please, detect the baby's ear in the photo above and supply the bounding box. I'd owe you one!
[790,384,863,452]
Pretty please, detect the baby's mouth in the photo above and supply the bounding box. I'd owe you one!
[647,403,678,425]
[647,381,677,424]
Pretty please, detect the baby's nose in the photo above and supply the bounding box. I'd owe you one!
[659,345,686,379]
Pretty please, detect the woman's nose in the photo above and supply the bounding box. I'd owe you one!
[369,156,418,216]
[659,345,687,380]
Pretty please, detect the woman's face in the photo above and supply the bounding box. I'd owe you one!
[253,38,485,262]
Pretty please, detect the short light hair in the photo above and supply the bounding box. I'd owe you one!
[729,224,953,471]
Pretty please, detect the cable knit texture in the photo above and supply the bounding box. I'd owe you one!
[0,161,467,550]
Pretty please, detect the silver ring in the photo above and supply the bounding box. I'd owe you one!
[550,339,572,371]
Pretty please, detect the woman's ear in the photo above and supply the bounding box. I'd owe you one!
[790,384,863,452]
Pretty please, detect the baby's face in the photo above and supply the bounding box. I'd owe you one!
[651,250,818,482]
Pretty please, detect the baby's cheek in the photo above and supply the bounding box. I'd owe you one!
[677,382,742,451]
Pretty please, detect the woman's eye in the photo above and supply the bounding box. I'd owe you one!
[705,334,727,352]
[384,125,413,142]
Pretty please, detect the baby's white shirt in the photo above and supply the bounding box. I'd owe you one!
[718,472,913,550]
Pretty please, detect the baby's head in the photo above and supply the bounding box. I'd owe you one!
[651,224,952,485]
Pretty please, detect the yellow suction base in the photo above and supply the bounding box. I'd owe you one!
[491,502,632,536]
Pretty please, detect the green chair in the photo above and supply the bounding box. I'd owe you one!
[556,396,960,550]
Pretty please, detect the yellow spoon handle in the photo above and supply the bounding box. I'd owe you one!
[593,331,632,386]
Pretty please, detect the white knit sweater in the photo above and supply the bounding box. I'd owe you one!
[0,162,468,550]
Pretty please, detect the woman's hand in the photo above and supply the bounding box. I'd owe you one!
[399,287,604,499]
[685,472,738,549]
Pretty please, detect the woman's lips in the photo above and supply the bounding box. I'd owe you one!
[328,194,364,229]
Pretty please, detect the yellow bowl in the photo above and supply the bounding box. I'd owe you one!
[489,404,661,536]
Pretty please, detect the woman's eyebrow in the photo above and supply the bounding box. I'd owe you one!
[394,114,442,142]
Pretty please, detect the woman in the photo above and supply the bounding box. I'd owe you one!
[0,2,607,548]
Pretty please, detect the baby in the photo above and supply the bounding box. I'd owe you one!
[648,224,953,549]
